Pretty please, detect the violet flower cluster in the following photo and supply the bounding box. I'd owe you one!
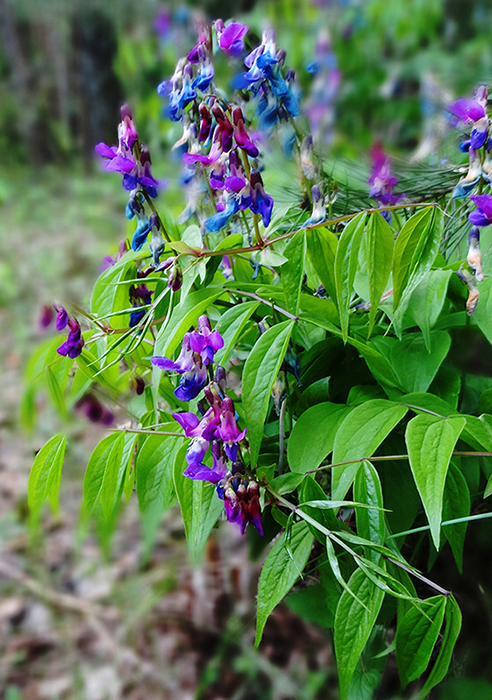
[95,105,166,265]
[156,20,305,236]
[448,85,491,311]
[151,315,262,536]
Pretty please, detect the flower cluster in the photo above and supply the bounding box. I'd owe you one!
[368,142,404,222]
[95,105,166,263]
[151,315,262,535]
[156,20,291,236]
[448,85,490,310]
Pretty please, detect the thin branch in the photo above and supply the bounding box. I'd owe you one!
[224,288,298,321]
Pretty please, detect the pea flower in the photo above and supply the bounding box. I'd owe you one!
[215,20,248,58]
[75,394,114,426]
[448,85,489,150]
[57,318,84,359]
[469,194,492,227]
[452,147,482,198]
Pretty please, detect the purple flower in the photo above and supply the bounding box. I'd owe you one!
[449,87,489,150]
[39,305,54,329]
[57,318,84,359]
[151,331,209,401]
[249,170,274,227]
[189,315,224,365]
[183,440,229,484]
[469,194,492,227]
[55,305,69,330]
[216,20,248,58]
[218,396,247,461]
[232,106,259,157]
[129,284,154,328]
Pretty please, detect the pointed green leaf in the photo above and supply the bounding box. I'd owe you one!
[334,568,385,700]
[288,402,352,473]
[389,331,451,393]
[442,463,470,573]
[420,596,462,697]
[255,521,313,646]
[403,270,452,351]
[91,257,135,329]
[405,415,466,549]
[82,433,126,520]
[473,276,492,344]
[243,320,295,466]
[332,400,408,500]
[366,212,394,336]
[354,461,385,563]
[300,476,345,542]
[214,301,260,366]
[396,595,447,688]
[28,434,66,526]
[136,433,183,558]
[173,444,223,562]
[281,229,306,315]
[306,228,338,305]
[335,212,367,341]
[392,206,436,310]
[43,366,68,419]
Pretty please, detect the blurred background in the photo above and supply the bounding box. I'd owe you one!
[1,0,492,698]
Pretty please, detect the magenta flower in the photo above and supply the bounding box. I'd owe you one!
[368,142,404,221]
[216,20,248,58]
[189,315,224,365]
[223,478,263,535]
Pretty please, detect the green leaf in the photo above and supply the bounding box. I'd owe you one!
[306,228,338,305]
[136,433,183,559]
[255,521,313,646]
[442,463,470,573]
[396,595,447,688]
[288,402,351,473]
[354,461,385,563]
[91,257,135,329]
[281,229,306,315]
[28,434,66,526]
[405,415,466,549]
[403,270,452,351]
[392,206,437,310]
[473,276,492,343]
[154,287,223,357]
[366,212,394,336]
[43,366,68,419]
[332,400,408,500]
[214,232,244,251]
[243,320,295,467]
[420,596,462,697]
[300,476,345,542]
[335,212,367,342]
[215,301,259,366]
[334,568,385,700]
[173,444,223,562]
[389,331,451,393]
[82,433,126,520]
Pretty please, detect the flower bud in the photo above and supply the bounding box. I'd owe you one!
[167,265,183,291]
